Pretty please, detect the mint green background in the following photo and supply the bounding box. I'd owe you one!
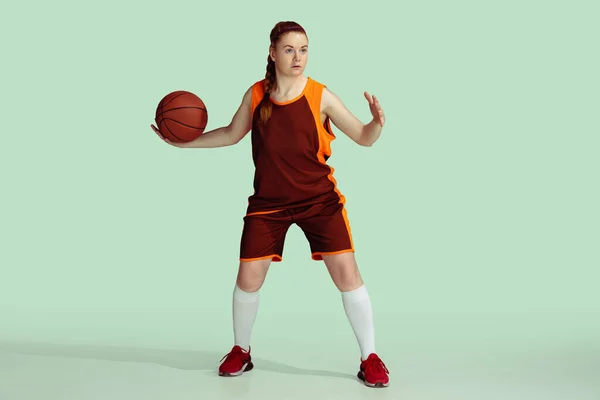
[1,0,599,398]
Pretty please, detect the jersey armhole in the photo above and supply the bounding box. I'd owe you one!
[319,84,336,137]
[251,80,266,115]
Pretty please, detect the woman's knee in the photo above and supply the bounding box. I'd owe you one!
[236,258,271,292]
[322,252,364,292]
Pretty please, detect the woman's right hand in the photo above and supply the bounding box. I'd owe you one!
[151,124,183,147]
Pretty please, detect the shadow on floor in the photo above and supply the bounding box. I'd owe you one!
[0,340,357,381]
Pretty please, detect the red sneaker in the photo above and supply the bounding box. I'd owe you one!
[218,345,254,377]
[357,353,389,387]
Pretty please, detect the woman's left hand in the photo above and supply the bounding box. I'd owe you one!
[364,91,385,127]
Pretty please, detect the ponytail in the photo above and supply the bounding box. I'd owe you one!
[258,54,276,125]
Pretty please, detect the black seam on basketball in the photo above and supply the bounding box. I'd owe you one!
[162,120,185,142]
[155,106,207,118]
[162,92,189,108]
[159,119,172,139]
[161,117,207,130]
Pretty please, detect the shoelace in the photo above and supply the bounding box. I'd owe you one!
[366,357,389,374]
[220,346,249,363]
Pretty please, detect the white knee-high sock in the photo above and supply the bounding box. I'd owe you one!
[341,285,376,360]
[232,285,259,352]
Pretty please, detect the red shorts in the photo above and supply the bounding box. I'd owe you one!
[239,198,355,262]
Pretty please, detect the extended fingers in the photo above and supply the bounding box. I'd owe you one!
[367,93,381,109]
[372,95,381,107]
[372,96,385,126]
[365,92,385,126]
[151,124,170,142]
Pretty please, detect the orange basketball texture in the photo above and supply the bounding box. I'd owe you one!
[155,91,208,143]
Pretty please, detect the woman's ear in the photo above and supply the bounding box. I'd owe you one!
[269,45,275,61]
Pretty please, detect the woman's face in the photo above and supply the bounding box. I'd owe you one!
[271,32,309,76]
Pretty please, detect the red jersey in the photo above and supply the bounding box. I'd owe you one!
[245,77,346,216]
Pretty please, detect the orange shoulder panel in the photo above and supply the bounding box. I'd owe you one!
[251,79,266,115]
[305,78,336,161]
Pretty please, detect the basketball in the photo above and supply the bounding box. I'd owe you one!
[155,91,208,143]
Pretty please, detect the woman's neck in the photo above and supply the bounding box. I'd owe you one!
[273,75,307,98]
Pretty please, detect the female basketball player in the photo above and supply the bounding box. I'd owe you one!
[151,21,389,388]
